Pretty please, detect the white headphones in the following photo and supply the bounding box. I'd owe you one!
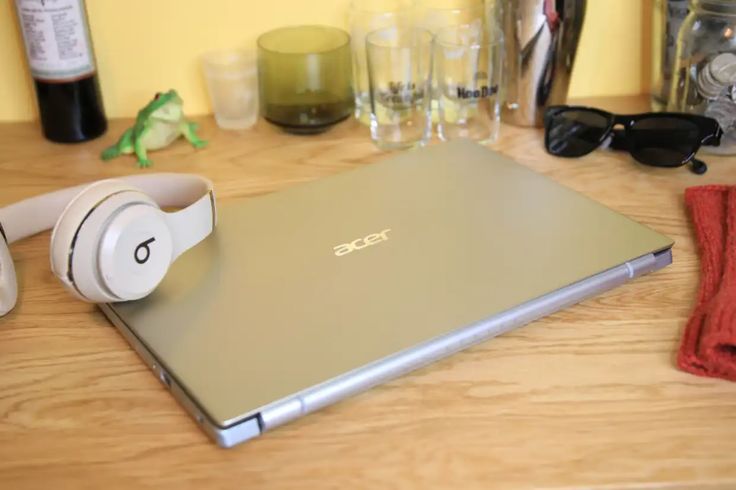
[0,173,216,317]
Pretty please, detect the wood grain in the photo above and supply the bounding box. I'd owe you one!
[1,96,736,490]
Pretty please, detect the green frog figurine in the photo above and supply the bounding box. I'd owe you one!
[101,89,207,168]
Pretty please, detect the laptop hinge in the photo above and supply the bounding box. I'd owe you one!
[653,248,673,271]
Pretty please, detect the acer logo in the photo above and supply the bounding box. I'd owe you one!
[334,229,391,257]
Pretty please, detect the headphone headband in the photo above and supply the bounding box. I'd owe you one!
[0,173,215,245]
[0,173,216,316]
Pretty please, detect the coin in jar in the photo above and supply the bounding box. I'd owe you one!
[709,53,736,85]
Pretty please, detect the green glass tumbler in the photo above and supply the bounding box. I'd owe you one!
[257,25,354,134]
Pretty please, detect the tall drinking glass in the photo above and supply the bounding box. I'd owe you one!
[349,0,413,125]
[415,0,485,120]
[436,24,502,143]
[366,28,434,150]
[415,0,485,35]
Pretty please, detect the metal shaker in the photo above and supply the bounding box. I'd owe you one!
[501,0,586,127]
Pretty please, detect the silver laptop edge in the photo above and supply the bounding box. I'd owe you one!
[99,248,672,448]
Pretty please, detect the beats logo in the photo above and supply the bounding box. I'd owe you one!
[333,229,391,257]
[134,237,156,264]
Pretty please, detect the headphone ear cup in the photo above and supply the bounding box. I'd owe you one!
[50,181,171,302]
[97,204,174,301]
[50,180,140,286]
[0,238,18,317]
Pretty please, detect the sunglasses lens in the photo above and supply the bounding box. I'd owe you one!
[545,109,610,157]
[629,117,700,167]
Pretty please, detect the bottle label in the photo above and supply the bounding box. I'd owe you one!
[15,0,95,82]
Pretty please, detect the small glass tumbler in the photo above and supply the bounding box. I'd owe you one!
[366,28,434,150]
[349,0,413,125]
[435,25,502,144]
[202,50,259,130]
[257,25,354,134]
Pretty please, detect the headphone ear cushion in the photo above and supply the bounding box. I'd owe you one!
[0,238,18,317]
[50,181,165,302]
[50,180,140,285]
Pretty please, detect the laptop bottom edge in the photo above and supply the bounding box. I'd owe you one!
[99,248,673,448]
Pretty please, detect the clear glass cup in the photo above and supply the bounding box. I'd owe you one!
[201,50,259,130]
[257,25,354,134]
[366,27,434,150]
[484,0,503,30]
[415,0,485,35]
[349,0,413,125]
[415,0,485,119]
[435,24,502,144]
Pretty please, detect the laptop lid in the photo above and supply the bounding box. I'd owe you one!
[105,140,673,429]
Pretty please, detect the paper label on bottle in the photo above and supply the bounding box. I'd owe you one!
[15,0,95,82]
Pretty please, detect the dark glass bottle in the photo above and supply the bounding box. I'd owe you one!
[15,0,106,143]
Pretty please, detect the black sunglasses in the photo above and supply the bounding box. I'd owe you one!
[544,106,723,175]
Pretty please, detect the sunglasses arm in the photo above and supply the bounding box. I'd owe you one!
[690,158,708,175]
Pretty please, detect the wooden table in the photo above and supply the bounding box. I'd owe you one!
[1,96,735,490]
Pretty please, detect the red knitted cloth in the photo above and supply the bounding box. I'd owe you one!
[678,186,736,381]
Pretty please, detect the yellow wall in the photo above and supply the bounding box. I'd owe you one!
[0,0,649,121]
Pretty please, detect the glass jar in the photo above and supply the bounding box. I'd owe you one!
[669,0,736,154]
[651,0,689,110]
